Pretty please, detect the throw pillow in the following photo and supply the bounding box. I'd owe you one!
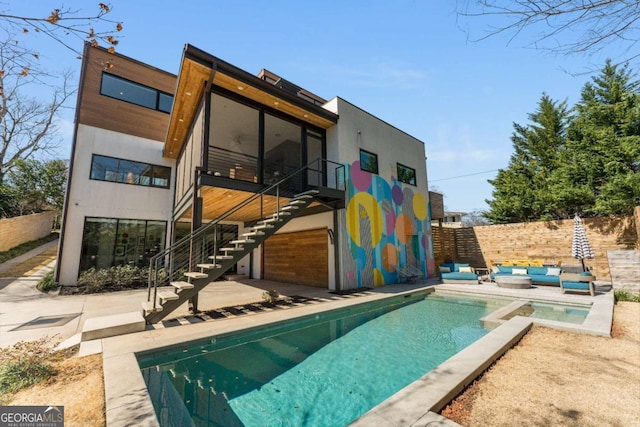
[459,266,473,273]
[546,267,561,276]
[512,268,528,275]
[439,266,451,273]
[491,266,500,274]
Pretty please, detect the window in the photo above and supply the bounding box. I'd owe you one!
[100,73,173,113]
[90,154,171,188]
[359,149,378,174]
[397,163,416,185]
[79,218,166,273]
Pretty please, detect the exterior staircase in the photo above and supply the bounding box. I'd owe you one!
[142,189,319,324]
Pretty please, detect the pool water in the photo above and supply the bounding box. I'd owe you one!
[139,293,510,427]
[529,302,589,324]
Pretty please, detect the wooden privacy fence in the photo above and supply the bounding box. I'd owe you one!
[433,209,639,282]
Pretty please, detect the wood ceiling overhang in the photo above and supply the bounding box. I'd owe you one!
[164,44,338,159]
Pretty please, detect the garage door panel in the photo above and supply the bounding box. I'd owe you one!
[263,228,328,288]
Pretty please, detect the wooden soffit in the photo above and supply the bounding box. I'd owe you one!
[164,45,338,159]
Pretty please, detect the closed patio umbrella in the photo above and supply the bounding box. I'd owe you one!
[572,214,594,272]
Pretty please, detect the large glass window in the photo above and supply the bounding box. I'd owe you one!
[209,93,260,182]
[360,149,379,174]
[79,218,166,273]
[100,73,173,113]
[397,163,416,185]
[90,154,171,188]
[264,113,302,184]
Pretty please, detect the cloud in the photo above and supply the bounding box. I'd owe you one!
[320,62,429,90]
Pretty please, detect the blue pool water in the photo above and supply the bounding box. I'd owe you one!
[139,292,509,426]
[529,302,589,324]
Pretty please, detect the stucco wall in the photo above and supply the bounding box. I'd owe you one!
[326,98,435,289]
[57,124,176,285]
[0,211,56,252]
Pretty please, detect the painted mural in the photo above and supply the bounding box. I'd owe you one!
[342,161,436,288]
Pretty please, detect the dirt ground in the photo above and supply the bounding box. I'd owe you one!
[3,302,639,427]
[442,301,640,426]
[0,245,57,278]
[7,352,105,427]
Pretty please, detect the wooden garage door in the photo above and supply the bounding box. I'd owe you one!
[263,228,328,288]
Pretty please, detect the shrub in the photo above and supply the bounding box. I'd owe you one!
[37,271,57,292]
[0,336,59,403]
[614,289,640,303]
[262,290,279,303]
[77,265,149,293]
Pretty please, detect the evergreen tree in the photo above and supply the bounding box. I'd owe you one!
[486,60,640,223]
[485,95,569,223]
[558,60,640,216]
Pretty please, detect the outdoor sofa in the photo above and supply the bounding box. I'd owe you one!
[489,265,562,286]
[439,262,479,285]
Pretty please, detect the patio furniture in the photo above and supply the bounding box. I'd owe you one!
[439,262,479,285]
[559,272,596,296]
[495,275,532,289]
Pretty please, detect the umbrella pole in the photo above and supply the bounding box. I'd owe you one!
[581,259,586,272]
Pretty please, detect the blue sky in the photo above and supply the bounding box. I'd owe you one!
[7,1,624,214]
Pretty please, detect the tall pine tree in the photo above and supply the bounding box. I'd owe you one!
[485,94,569,223]
[559,60,640,216]
[485,60,640,223]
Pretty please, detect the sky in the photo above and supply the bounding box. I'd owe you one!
[6,1,628,214]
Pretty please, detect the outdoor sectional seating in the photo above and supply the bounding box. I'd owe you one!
[439,262,479,285]
[489,265,563,286]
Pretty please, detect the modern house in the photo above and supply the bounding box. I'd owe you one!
[56,43,436,322]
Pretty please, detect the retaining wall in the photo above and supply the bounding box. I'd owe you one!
[0,211,56,252]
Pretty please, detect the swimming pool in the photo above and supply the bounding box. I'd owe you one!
[138,292,510,426]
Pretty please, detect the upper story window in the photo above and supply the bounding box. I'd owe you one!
[397,163,416,185]
[359,149,378,174]
[100,73,173,113]
[90,154,171,188]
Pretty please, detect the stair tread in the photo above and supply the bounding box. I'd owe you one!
[252,224,274,230]
[142,301,163,313]
[294,190,319,197]
[287,200,307,205]
[230,239,255,244]
[221,247,243,251]
[184,272,208,279]
[209,255,233,260]
[158,291,179,301]
[242,231,265,236]
[280,205,299,211]
[171,281,195,290]
[197,263,222,269]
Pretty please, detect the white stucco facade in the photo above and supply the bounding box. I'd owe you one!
[57,124,175,285]
[324,97,428,193]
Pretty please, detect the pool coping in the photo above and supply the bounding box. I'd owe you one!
[102,284,614,426]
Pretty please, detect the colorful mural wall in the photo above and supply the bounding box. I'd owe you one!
[340,161,436,288]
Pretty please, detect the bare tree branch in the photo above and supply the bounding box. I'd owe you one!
[0,3,123,57]
[0,34,75,182]
[457,0,640,65]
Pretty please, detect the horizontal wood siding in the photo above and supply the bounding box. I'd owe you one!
[433,214,638,281]
[78,47,176,142]
[263,228,328,287]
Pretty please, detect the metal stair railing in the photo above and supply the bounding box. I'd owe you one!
[145,158,345,315]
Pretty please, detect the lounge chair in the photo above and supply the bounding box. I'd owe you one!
[559,273,596,296]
